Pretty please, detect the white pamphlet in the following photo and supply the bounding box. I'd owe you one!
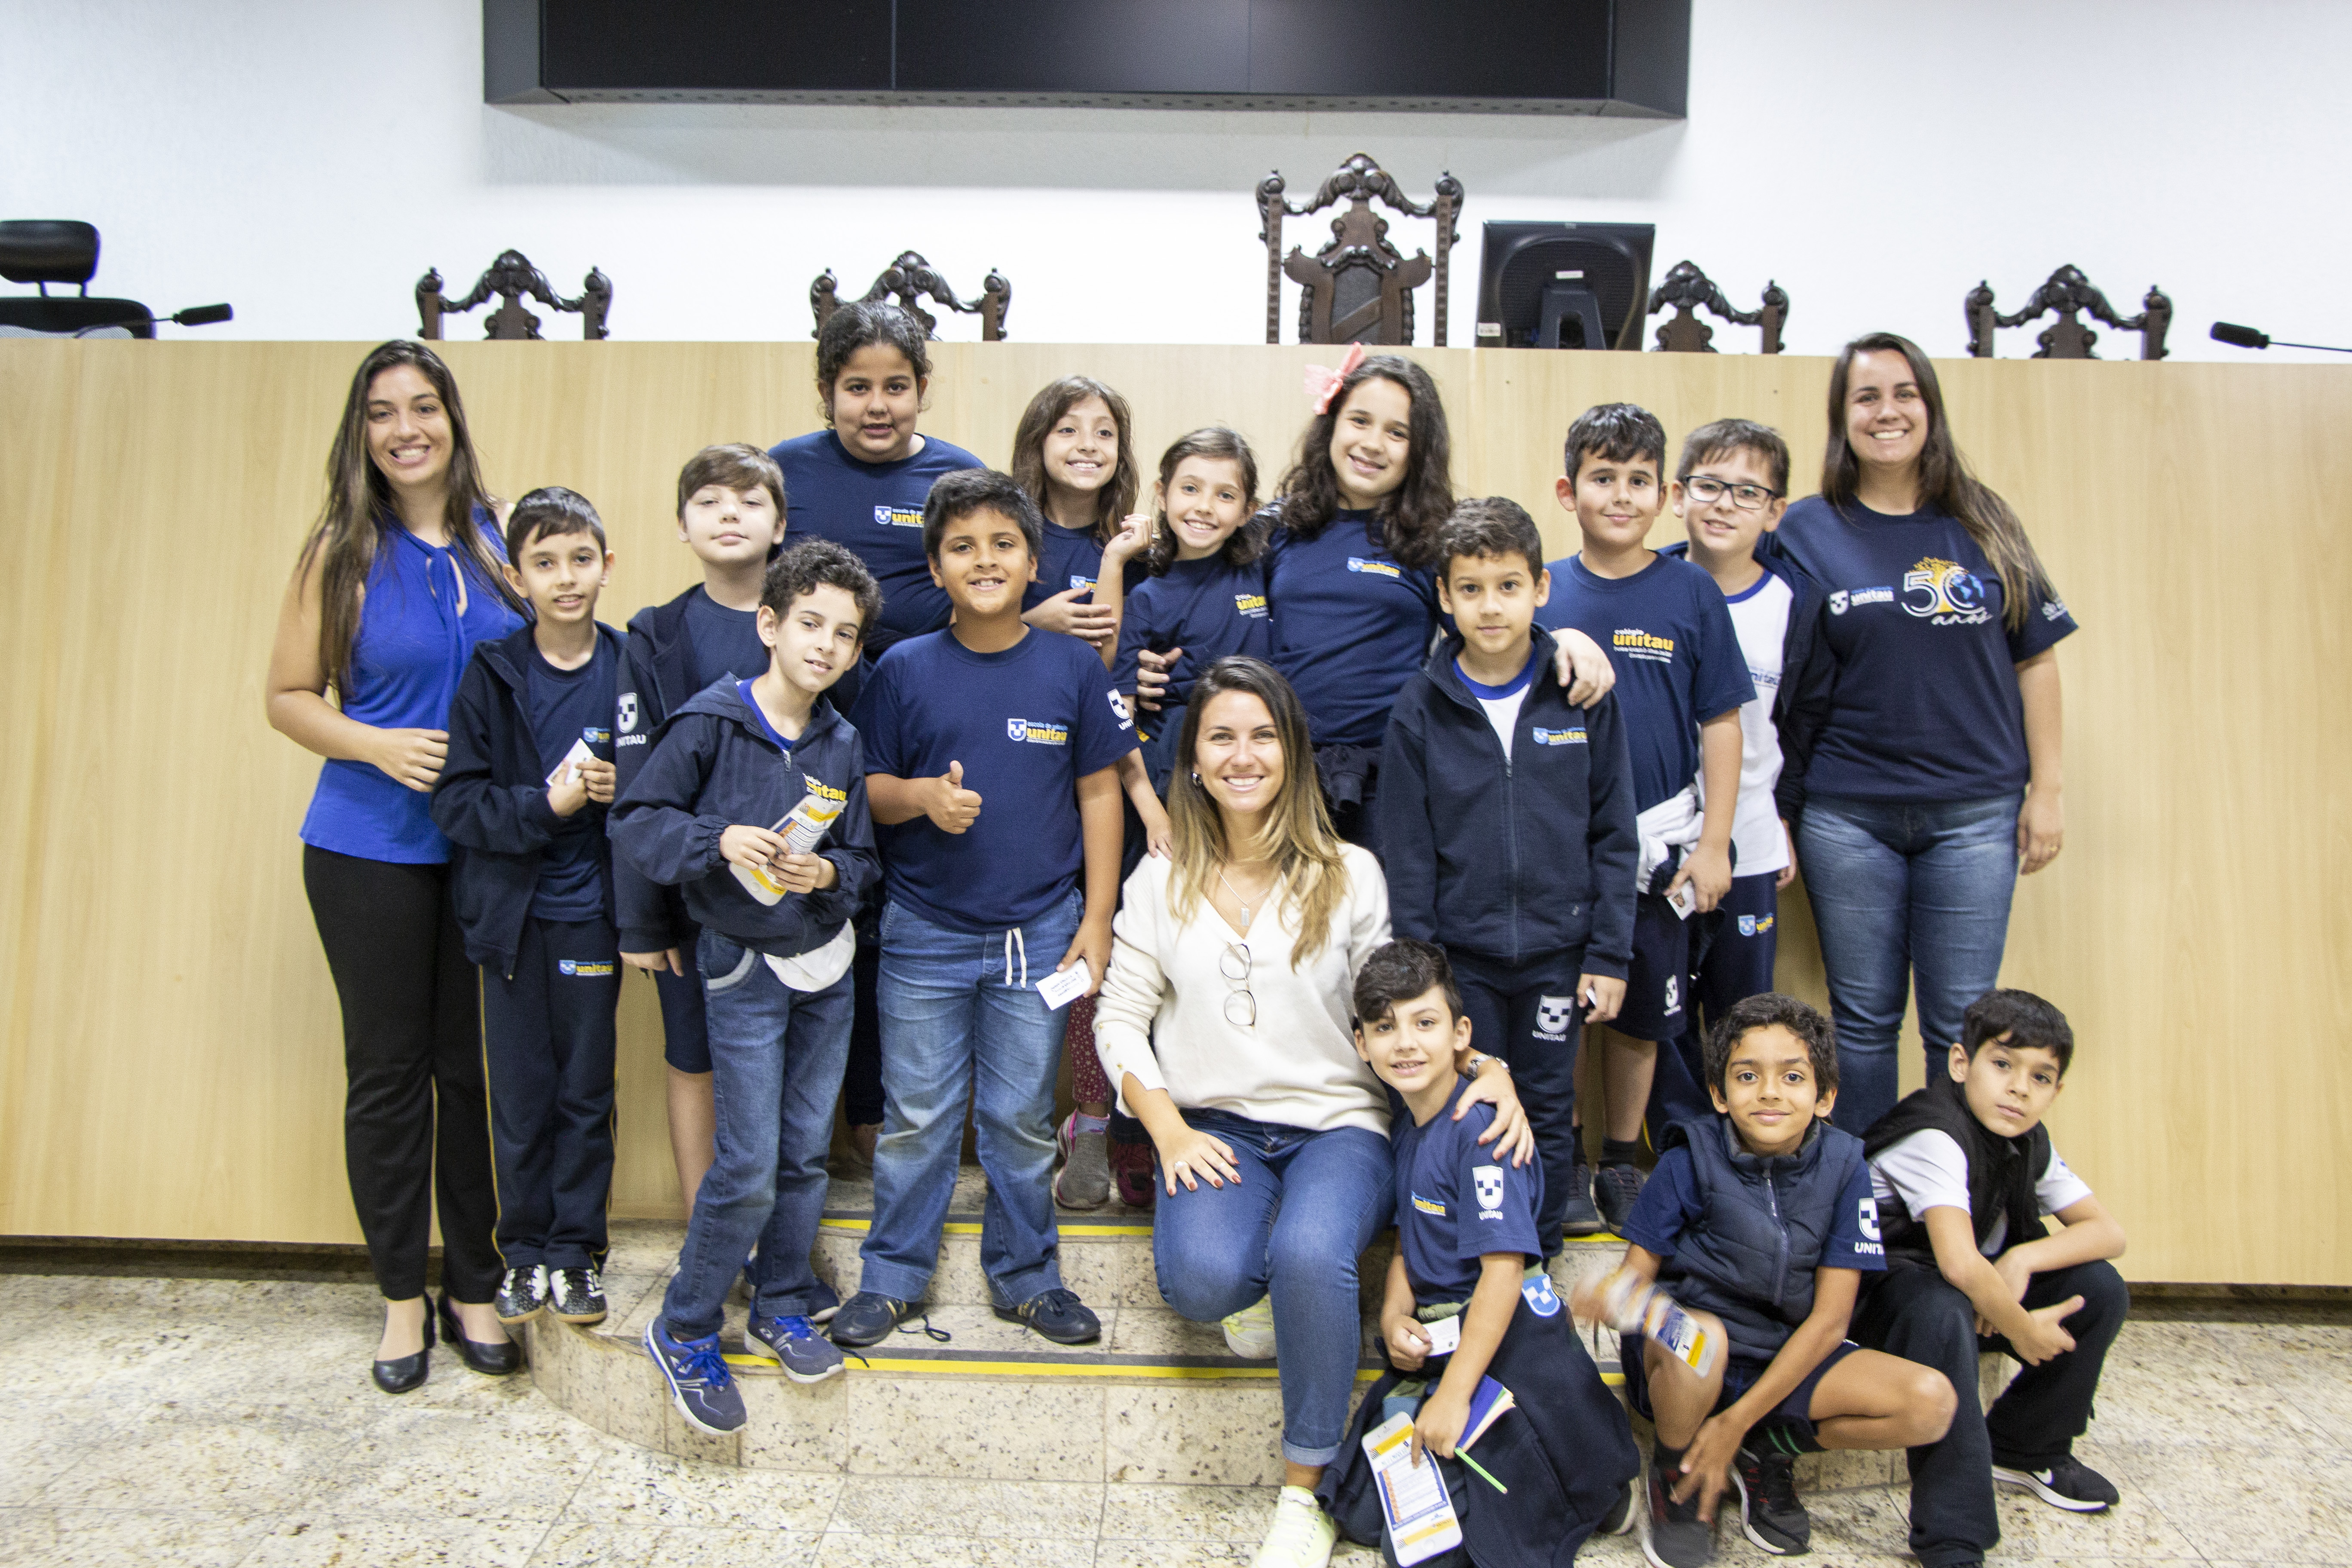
[1363,1411,1464,1565]
[1038,962,1091,1011]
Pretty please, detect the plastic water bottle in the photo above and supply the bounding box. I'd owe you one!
[1599,1268,1721,1378]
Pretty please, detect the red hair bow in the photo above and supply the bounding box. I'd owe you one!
[1302,343,1366,415]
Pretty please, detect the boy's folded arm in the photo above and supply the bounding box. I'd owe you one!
[428,679,563,851]
[2004,1194,2126,1273]
[1922,1204,2041,1337]
[1713,1267,1863,1442]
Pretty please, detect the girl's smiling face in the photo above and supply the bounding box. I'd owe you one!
[364,364,453,497]
[829,345,924,464]
[1158,455,1251,561]
[1041,395,1120,508]
[1844,348,1929,477]
[1327,376,1413,508]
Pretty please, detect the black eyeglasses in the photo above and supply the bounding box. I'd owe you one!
[1220,941,1256,1027]
[1683,475,1782,511]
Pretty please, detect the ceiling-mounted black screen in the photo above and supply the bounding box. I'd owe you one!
[487,0,1689,116]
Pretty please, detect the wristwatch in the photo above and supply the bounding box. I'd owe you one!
[1465,1052,1510,1077]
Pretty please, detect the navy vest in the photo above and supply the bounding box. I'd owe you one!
[1862,1077,2051,1273]
[1657,1115,1866,1366]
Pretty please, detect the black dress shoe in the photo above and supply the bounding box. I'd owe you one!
[371,1304,436,1394]
[437,1292,524,1375]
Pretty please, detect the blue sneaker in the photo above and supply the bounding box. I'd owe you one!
[644,1318,744,1436]
[749,1313,846,1384]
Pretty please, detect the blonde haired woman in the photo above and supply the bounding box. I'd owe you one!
[1094,656,1532,1568]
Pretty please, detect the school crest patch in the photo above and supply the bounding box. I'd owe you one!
[1522,1273,1562,1317]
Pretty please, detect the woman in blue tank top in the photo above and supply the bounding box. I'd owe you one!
[265,341,527,1392]
[1772,334,2076,1132]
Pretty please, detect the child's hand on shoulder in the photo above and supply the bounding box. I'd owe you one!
[720,823,787,870]
[577,757,616,805]
[773,851,837,895]
[926,761,983,833]
[1413,1384,1470,1464]
[548,768,591,818]
[1382,1312,1431,1373]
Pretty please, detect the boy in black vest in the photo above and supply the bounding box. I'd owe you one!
[1857,989,2128,1568]
[1320,940,1640,1568]
[1579,993,1957,1568]
[432,487,628,1329]
[1379,498,1639,1247]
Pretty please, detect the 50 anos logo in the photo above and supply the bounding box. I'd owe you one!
[1902,557,1991,625]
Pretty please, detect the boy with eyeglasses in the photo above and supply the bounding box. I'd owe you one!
[1657,419,1826,1115]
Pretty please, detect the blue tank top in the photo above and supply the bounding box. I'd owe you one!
[299,517,525,863]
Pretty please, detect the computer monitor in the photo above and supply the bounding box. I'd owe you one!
[1474,221,1655,350]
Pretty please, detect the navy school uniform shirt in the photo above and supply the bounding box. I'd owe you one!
[1535,552,1756,812]
[606,677,875,957]
[851,627,1138,934]
[683,590,769,694]
[1771,496,2076,804]
[1378,628,1638,976]
[432,622,627,974]
[1025,522,1151,613]
[1393,1077,1547,1306]
[524,635,621,921]
[1110,555,1274,721]
[767,430,984,655]
[1265,506,1441,748]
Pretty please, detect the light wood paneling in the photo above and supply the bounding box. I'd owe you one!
[0,341,2344,1284]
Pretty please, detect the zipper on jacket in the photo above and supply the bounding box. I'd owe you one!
[1765,1164,1791,1311]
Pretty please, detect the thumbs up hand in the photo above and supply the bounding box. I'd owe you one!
[927,760,983,834]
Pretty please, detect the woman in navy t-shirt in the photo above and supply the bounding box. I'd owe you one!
[1772,334,2076,1130]
[266,341,528,1391]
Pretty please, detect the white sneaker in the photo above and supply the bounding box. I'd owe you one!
[1222,1294,1277,1359]
[1252,1485,1336,1568]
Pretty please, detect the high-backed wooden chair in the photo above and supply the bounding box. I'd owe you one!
[1964,265,2171,359]
[1258,154,1462,347]
[810,251,1010,340]
[416,251,610,340]
[1648,260,1787,354]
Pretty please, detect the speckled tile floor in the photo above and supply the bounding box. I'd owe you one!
[0,1270,2346,1566]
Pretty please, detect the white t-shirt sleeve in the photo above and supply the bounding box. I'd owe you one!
[2037,1150,2093,1216]
[1869,1129,1973,1217]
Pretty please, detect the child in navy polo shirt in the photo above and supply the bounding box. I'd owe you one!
[610,540,882,1433]
[832,469,1137,1350]
[432,487,627,1329]
[1656,420,1826,1125]
[1379,497,1639,1250]
[613,444,792,1229]
[1320,940,1639,1568]
[1579,992,1955,1568]
[1010,374,1152,652]
[1535,403,1755,1233]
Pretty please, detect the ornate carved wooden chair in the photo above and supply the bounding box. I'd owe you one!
[416,251,609,340]
[1648,260,1786,354]
[810,251,1010,340]
[1257,154,1462,346]
[1964,265,2171,359]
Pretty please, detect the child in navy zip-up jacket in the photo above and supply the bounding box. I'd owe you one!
[433,488,626,1328]
[610,541,882,1426]
[1379,498,1639,1253]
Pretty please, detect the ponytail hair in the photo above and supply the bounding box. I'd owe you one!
[1270,353,1453,571]
[1823,333,2051,631]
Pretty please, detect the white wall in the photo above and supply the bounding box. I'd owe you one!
[6,0,2343,360]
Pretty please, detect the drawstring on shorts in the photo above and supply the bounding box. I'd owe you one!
[1002,926,1029,989]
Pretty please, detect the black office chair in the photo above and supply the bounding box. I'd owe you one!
[0,220,231,338]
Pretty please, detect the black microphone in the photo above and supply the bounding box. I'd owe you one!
[2211,321,2352,354]
[167,303,233,328]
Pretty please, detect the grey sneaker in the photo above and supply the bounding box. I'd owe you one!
[645,1319,744,1436]
[548,1266,607,1324]
[1733,1438,1810,1553]
[1054,1111,1112,1209]
[749,1312,846,1384]
[1596,1162,1647,1236]
[494,1265,548,1325]
[1560,1159,1605,1237]
[1644,1447,1715,1568]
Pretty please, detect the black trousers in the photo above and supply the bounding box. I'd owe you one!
[303,846,502,1302]
[481,915,620,1271]
[1852,1258,2128,1568]
[1448,946,1585,1252]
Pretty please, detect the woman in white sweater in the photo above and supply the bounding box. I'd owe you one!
[1094,657,1532,1568]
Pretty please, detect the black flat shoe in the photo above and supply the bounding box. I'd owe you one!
[371,1304,436,1394]
[437,1292,523,1376]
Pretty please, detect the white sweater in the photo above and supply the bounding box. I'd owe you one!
[1093,843,1393,1138]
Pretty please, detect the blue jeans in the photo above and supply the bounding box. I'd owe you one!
[859,892,1082,1307]
[1151,1110,1395,1467]
[659,928,853,1340]
[1797,793,2022,1132]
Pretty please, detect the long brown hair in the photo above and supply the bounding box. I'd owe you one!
[1271,354,1453,570]
[1822,332,2050,631]
[298,340,514,692]
[1166,658,1350,967]
[1009,375,1140,540]
[1144,426,1265,576]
